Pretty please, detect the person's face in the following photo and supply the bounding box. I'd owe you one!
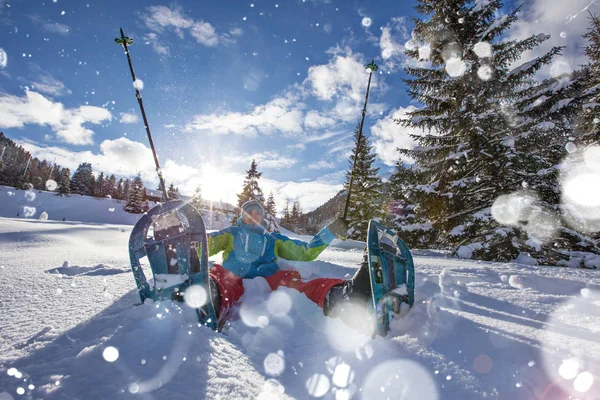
[243,209,262,225]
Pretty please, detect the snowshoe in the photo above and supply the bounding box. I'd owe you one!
[366,219,415,336]
[128,200,219,331]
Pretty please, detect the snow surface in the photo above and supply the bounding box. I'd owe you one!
[1,197,600,399]
[0,185,233,230]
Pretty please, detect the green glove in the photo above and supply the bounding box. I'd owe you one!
[328,217,349,240]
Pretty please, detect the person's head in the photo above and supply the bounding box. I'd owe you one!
[240,200,265,225]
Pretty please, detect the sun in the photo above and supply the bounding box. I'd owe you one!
[198,164,242,204]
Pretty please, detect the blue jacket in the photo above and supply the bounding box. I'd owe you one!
[206,222,336,279]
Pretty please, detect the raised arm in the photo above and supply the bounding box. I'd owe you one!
[206,227,235,257]
[273,226,336,261]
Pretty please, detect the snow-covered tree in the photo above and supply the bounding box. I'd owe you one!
[70,163,95,195]
[264,192,280,232]
[56,168,71,197]
[577,12,600,145]
[344,123,382,240]
[167,183,180,200]
[399,0,566,261]
[95,172,106,197]
[281,201,291,226]
[265,192,276,216]
[387,161,437,248]
[124,175,148,214]
[236,160,265,207]
[190,185,203,211]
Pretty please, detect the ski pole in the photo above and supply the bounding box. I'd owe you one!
[342,59,378,220]
[115,28,168,202]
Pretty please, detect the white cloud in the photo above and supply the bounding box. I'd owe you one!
[31,15,70,35]
[16,138,211,198]
[308,160,336,170]
[304,110,337,130]
[506,0,598,78]
[301,130,345,144]
[120,112,139,124]
[185,95,304,137]
[143,32,170,55]
[29,67,72,97]
[227,152,299,169]
[142,6,220,47]
[230,27,243,36]
[17,138,340,211]
[42,22,70,35]
[305,48,374,103]
[380,18,408,61]
[262,178,343,213]
[0,91,111,145]
[370,105,421,165]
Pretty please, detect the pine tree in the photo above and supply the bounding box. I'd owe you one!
[190,185,203,210]
[290,202,300,227]
[387,161,436,247]
[236,160,265,207]
[116,179,124,200]
[399,0,565,261]
[264,192,280,232]
[123,179,131,201]
[70,163,95,195]
[578,12,600,145]
[95,172,106,197]
[281,201,291,226]
[124,175,148,213]
[56,168,71,196]
[167,183,180,200]
[344,123,382,240]
[105,174,117,198]
[265,192,277,216]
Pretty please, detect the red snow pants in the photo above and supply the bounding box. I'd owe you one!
[209,263,344,317]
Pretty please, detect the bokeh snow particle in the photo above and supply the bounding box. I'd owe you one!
[128,383,140,393]
[361,17,372,27]
[445,58,466,78]
[133,79,144,91]
[306,374,330,397]
[332,363,354,388]
[561,147,600,233]
[573,371,594,393]
[16,387,25,395]
[473,42,492,58]
[24,191,36,202]
[560,32,567,39]
[361,359,438,400]
[559,358,580,380]
[45,179,58,191]
[184,285,208,309]
[473,354,493,374]
[418,46,431,60]
[566,142,577,153]
[491,192,536,226]
[0,48,7,69]
[264,353,285,376]
[477,65,492,81]
[102,346,119,362]
[22,206,36,218]
[266,291,292,316]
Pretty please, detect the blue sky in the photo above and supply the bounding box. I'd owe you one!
[0,0,594,212]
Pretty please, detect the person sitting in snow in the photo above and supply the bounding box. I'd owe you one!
[203,199,372,327]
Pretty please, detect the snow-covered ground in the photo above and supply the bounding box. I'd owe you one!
[0,185,233,230]
[1,201,599,399]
